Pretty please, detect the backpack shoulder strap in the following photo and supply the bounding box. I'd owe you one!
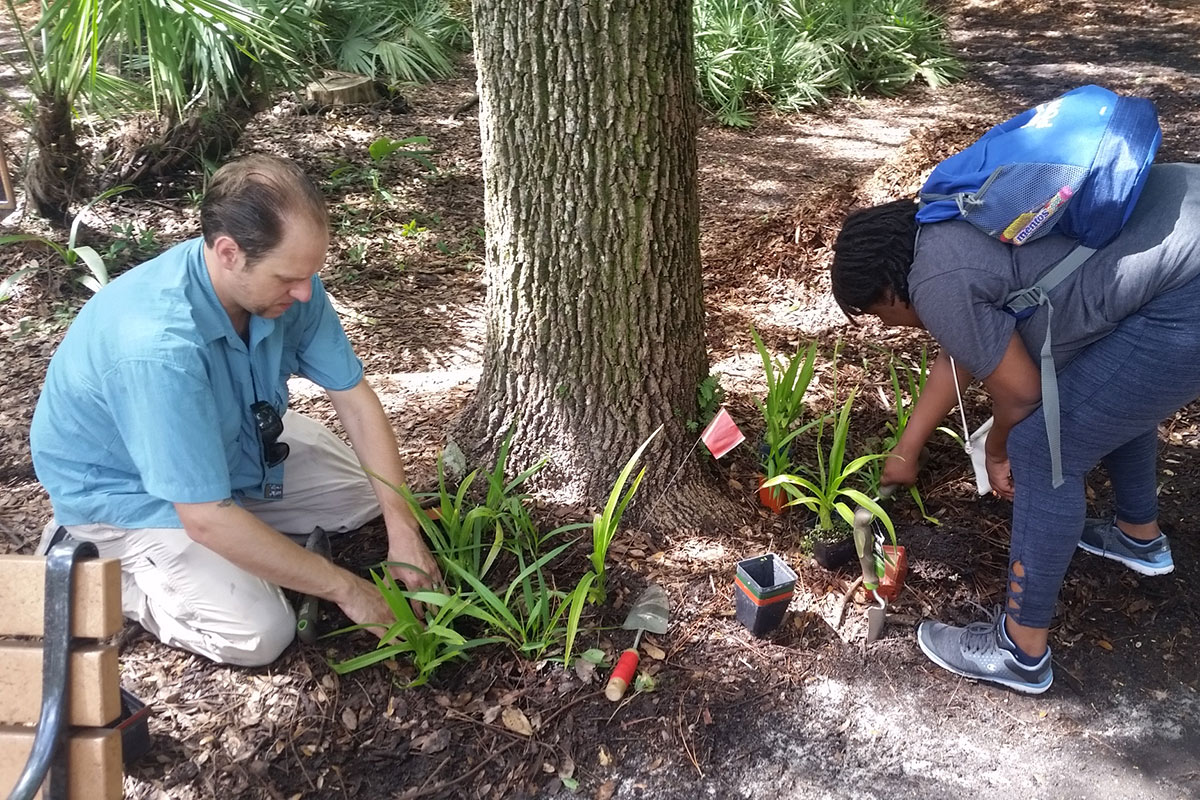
[1001,244,1097,489]
[1005,245,1097,314]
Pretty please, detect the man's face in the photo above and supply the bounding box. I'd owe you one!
[231,216,329,319]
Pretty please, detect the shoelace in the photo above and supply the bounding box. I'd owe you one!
[960,607,1004,655]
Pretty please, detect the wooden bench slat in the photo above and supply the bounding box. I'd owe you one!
[0,643,121,726]
[0,556,122,638]
[0,726,123,800]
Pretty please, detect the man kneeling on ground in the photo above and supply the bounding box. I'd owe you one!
[30,154,442,666]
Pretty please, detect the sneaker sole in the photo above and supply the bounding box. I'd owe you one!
[1076,541,1175,576]
[917,629,1053,695]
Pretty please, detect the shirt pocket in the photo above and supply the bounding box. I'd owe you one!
[279,342,300,386]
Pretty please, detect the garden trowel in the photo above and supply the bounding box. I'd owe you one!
[852,485,908,644]
[604,583,669,701]
[296,527,332,644]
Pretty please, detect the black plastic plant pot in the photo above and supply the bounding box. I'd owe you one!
[111,687,152,765]
[734,553,798,637]
[812,536,857,570]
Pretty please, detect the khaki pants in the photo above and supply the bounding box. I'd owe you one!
[39,412,380,667]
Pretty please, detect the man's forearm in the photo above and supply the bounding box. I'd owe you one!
[176,500,356,603]
[327,379,423,549]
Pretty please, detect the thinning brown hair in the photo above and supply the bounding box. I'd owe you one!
[200,155,328,264]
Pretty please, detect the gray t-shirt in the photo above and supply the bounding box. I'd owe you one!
[910,163,1200,379]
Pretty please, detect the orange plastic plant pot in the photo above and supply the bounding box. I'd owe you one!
[877,545,908,602]
[757,476,786,514]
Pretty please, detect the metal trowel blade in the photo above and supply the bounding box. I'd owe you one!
[866,605,887,643]
[622,583,669,635]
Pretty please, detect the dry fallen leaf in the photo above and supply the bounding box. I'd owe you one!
[642,642,666,660]
[341,707,358,731]
[501,707,534,736]
[597,745,613,766]
[1097,639,1114,651]
[574,657,598,682]
[1127,598,1152,614]
[412,729,450,754]
[595,779,616,800]
[483,705,502,724]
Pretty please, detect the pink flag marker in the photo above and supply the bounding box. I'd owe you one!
[700,406,745,459]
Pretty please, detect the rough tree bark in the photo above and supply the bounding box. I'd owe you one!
[461,0,736,524]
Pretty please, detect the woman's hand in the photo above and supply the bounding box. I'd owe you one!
[986,451,1014,501]
[881,446,921,489]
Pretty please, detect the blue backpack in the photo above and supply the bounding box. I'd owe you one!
[916,85,1162,487]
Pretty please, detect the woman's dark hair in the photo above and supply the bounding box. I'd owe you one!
[200,155,328,264]
[830,198,919,318]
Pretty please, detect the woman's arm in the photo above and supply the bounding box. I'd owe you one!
[882,348,971,487]
[979,333,1043,500]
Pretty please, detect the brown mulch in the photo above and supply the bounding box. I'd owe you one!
[2,1,1200,798]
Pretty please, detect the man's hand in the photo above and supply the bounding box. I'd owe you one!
[385,530,444,619]
[334,572,399,639]
[986,451,1015,501]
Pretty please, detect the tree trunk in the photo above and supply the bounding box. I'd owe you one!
[26,92,86,227]
[462,0,733,524]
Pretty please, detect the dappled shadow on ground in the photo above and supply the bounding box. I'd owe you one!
[2,1,1200,798]
[952,0,1200,162]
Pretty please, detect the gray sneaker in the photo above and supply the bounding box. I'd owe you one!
[917,610,1053,694]
[1078,518,1174,576]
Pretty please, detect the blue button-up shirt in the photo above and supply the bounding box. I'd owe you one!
[30,237,364,528]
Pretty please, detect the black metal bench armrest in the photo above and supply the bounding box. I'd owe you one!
[9,538,99,800]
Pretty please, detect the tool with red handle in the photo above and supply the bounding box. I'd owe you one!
[605,583,669,701]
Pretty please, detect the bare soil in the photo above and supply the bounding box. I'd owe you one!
[1,2,1199,799]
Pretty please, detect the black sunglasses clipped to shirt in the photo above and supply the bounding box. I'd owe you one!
[250,401,290,467]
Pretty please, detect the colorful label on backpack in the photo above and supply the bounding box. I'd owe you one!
[1000,186,1075,245]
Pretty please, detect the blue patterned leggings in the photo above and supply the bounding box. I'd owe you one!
[1005,274,1200,627]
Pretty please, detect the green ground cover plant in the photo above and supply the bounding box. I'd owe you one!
[329,572,497,687]
[589,427,661,604]
[0,186,129,300]
[693,0,962,126]
[764,389,894,540]
[751,327,820,481]
[690,373,726,434]
[328,136,436,204]
[339,427,655,682]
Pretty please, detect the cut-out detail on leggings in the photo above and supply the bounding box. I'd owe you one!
[1008,559,1026,613]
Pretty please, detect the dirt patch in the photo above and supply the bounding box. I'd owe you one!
[1,2,1199,799]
